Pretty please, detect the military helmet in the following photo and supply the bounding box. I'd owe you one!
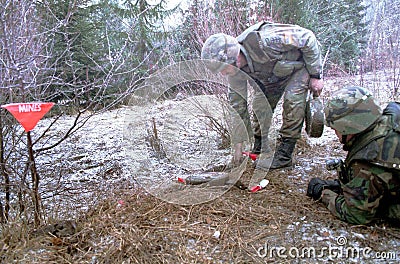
[201,33,240,73]
[324,86,382,135]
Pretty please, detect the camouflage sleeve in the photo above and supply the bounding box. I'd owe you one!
[294,29,323,78]
[227,74,252,144]
[321,162,386,224]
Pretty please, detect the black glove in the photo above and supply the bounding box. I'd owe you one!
[307,178,342,200]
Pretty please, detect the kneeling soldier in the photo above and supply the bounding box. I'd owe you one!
[307,86,400,225]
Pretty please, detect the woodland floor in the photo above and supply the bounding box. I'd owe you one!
[1,70,400,263]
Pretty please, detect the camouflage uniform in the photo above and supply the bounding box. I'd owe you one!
[227,22,323,144]
[320,87,400,224]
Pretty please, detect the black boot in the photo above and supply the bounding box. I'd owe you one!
[270,138,297,169]
[251,135,271,154]
[252,135,262,154]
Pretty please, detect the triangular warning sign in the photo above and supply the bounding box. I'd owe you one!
[1,102,55,132]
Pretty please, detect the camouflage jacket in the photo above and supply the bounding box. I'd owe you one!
[237,21,322,79]
[227,22,323,143]
[323,102,400,224]
[228,21,322,85]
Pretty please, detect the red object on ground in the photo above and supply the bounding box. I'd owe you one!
[178,177,185,183]
[250,179,270,193]
[250,185,262,193]
[1,102,55,132]
[242,151,258,161]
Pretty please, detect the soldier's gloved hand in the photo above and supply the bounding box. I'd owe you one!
[307,178,342,200]
[309,78,324,97]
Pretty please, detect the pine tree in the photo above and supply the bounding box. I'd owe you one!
[317,0,368,72]
[271,0,368,73]
[120,0,176,71]
[36,0,107,104]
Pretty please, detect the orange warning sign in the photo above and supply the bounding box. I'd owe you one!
[1,102,55,132]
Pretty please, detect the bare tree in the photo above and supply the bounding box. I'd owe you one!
[179,0,272,54]
[0,0,145,226]
[364,0,400,97]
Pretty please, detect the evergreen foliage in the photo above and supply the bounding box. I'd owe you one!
[34,0,176,106]
[263,0,369,73]
[36,0,108,104]
[120,0,176,70]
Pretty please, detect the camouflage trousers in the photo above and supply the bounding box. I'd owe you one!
[253,67,310,140]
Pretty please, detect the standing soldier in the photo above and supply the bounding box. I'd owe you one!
[307,86,400,224]
[201,21,324,170]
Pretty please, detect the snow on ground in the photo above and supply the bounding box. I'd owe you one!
[31,94,236,213]
[7,74,399,262]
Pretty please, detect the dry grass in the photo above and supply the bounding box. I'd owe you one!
[2,137,399,263]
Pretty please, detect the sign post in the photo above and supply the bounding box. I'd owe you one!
[1,102,55,226]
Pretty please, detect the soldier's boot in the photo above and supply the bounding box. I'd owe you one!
[269,138,297,170]
[251,135,271,155]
